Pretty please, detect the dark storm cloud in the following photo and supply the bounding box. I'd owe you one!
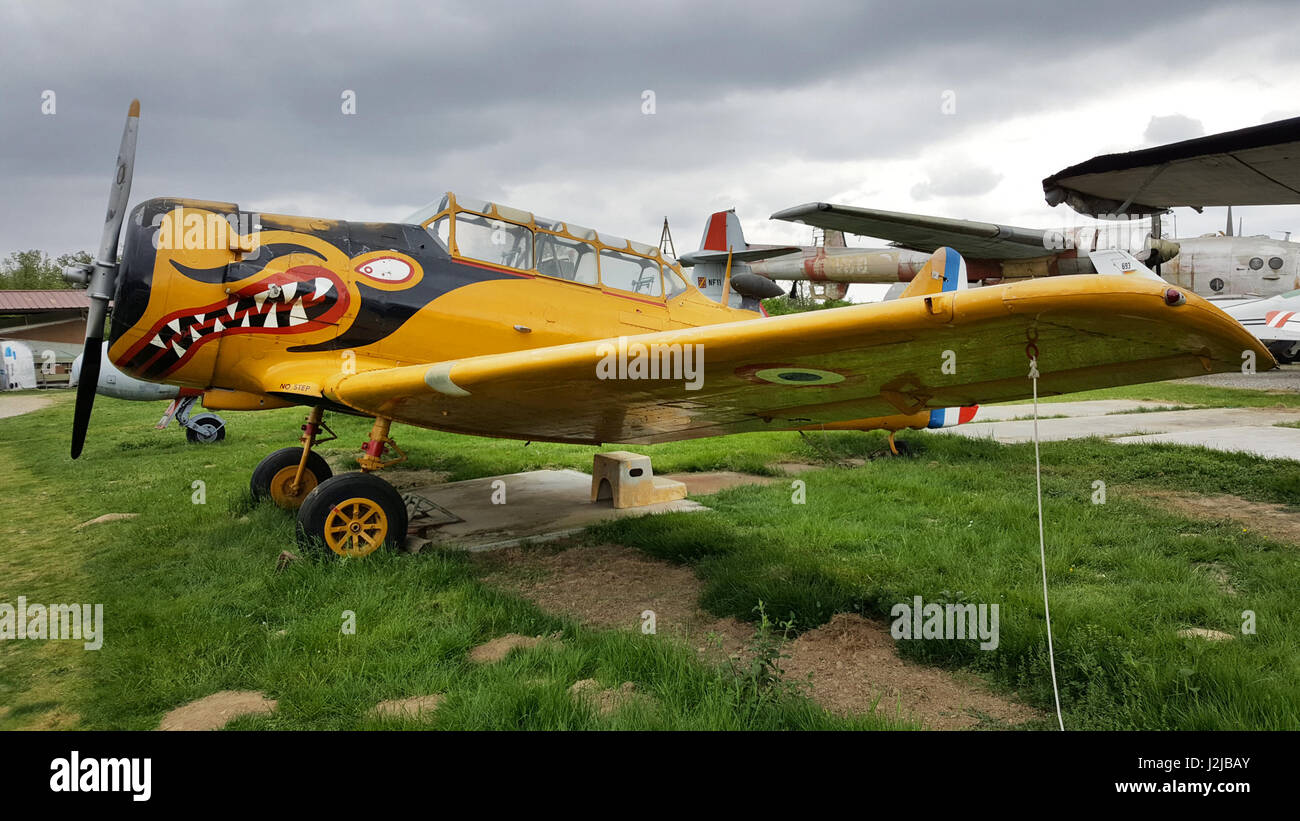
[0,0,1293,256]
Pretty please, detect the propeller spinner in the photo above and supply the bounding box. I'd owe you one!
[65,100,140,458]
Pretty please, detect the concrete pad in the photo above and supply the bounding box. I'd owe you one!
[1115,425,1300,461]
[658,471,780,495]
[405,469,706,552]
[974,400,1182,422]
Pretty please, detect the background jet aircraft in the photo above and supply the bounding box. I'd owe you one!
[761,202,1299,300]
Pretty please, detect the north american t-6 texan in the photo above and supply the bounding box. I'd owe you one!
[65,101,1272,557]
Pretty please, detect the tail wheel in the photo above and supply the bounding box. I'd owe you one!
[251,447,333,509]
[185,412,226,444]
[297,472,408,558]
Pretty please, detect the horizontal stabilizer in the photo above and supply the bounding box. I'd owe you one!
[679,245,801,267]
[1088,249,1164,280]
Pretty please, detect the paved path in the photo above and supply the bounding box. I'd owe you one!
[1173,364,1300,392]
[0,394,54,420]
[935,404,1300,461]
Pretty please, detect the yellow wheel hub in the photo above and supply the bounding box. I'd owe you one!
[269,465,319,509]
[323,497,389,557]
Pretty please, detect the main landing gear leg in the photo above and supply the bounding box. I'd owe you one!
[250,406,334,509]
[295,416,409,558]
[886,431,910,456]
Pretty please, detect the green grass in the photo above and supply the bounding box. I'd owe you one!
[3,388,1299,730]
[588,431,1300,730]
[0,393,901,730]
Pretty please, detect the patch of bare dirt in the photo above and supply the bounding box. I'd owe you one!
[479,543,1039,729]
[569,679,652,716]
[1134,489,1300,546]
[782,613,1039,729]
[371,694,444,719]
[468,633,547,664]
[157,690,276,730]
[479,543,751,659]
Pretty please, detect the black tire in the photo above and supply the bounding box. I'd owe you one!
[185,412,227,444]
[250,447,333,508]
[296,472,408,557]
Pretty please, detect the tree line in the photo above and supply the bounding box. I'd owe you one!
[0,250,92,290]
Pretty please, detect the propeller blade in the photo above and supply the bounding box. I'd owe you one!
[70,335,102,459]
[95,99,140,273]
[71,99,140,459]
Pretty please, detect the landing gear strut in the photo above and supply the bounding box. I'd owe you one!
[293,415,408,557]
[886,431,911,456]
[250,407,334,509]
[159,395,226,443]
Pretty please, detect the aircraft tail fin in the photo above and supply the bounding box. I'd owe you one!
[699,209,748,253]
[899,246,968,299]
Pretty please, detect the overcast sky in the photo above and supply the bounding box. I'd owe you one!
[2,0,1299,263]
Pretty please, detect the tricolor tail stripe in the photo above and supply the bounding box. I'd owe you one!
[942,247,961,292]
[927,405,979,428]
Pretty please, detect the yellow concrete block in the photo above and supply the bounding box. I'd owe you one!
[591,451,687,509]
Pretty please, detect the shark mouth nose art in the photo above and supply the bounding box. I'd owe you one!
[120,266,349,379]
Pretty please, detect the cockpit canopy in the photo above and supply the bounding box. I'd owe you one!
[404,193,690,299]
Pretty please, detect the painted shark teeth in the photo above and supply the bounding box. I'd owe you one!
[313,276,331,300]
[289,299,307,326]
[280,280,297,302]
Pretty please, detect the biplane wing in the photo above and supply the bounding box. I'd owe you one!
[326,269,1271,445]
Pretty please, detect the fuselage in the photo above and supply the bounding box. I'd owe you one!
[107,195,757,412]
[106,195,980,437]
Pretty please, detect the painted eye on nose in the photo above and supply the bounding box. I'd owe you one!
[355,256,412,283]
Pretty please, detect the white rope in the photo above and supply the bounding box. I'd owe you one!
[1029,355,1065,731]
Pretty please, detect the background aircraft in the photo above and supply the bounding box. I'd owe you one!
[70,342,226,443]
[732,203,1300,300]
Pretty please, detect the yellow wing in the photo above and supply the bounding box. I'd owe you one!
[324,275,1271,445]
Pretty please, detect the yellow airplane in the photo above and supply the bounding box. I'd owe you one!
[66,102,1273,558]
